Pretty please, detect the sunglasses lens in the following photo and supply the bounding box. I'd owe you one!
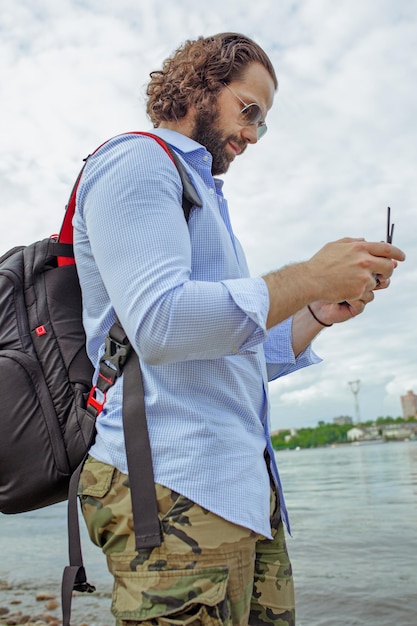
[257,123,267,139]
[240,104,267,138]
[241,103,263,126]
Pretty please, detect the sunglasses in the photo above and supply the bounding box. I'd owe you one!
[222,82,267,140]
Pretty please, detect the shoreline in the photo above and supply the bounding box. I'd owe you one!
[0,581,61,626]
[0,580,111,626]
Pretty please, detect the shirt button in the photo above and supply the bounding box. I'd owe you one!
[203,155,209,162]
[209,188,215,195]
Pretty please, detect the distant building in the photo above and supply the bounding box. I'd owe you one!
[382,422,417,440]
[333,416,353,426]
[347,427,365,442]
[401,390,417,419]
[347,422,417,443]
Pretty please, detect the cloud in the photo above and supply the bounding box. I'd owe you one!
[1,0,416,429]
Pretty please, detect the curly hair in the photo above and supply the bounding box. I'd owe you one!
[146,32,278,127]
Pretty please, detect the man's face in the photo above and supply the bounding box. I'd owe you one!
[190,62,275,176]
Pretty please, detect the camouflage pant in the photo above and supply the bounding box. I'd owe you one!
[78,456,295,626]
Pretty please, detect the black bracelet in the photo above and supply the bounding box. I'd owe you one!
[307,304,333,327]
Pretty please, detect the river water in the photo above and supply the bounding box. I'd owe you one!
[279,440,417,625]
[1,440,416,626]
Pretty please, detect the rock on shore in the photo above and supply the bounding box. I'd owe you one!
[0,583,66,626]
[0,579,110,626]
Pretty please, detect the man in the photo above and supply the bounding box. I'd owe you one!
[75,33,405,625]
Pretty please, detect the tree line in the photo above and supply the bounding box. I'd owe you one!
[271,415,417,450]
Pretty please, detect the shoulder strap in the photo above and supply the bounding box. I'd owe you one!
[137,132,202,218]
[85,320,161,549]
[61,321,158,626]
[58,131,201,264]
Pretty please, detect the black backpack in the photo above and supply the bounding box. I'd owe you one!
[0,132,201,624]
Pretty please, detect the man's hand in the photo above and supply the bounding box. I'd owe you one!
[308,293,376,326]
[263,237,405,330]
[304,238,405,305]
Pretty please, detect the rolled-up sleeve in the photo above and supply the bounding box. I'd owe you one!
[264,316,322,381]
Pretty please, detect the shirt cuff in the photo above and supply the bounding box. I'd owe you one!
[265,317,322,381]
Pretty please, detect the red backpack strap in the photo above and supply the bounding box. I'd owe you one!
[57,132,189,266]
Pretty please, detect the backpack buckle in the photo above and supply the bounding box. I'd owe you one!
[86,386,107,417]
[86,331,132,417]
[102,334,132,377]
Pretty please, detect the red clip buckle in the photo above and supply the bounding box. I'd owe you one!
[86,386,107,416]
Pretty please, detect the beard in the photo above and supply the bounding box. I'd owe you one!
[190,106,245,176]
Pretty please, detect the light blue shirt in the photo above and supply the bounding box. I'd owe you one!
[73,129,320,539]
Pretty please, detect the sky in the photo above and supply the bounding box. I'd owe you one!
[1,0,416,431]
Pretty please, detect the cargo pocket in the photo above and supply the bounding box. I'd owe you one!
[77,456,123,552]
[78,456,116,499]
[111,566,231,625]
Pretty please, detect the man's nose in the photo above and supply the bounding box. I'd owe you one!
[240,125,258,144]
